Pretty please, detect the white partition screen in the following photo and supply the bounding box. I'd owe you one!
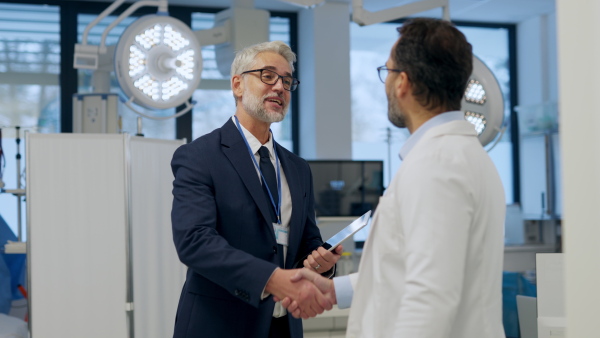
[129,137,188,338]
[27,133,186,338]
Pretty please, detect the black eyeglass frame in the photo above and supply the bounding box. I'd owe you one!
[241,68,300,91]
[377,66,403,83]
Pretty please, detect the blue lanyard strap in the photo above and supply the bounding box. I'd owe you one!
[234,116,282,224]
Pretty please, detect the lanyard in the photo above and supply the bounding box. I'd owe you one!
[234,116,282,224]
[0,128,4,181]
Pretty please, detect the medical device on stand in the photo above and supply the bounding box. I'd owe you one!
[72,0,270,135]
[0,126,29,328]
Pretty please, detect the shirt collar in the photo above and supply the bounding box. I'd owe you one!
[231,116,274,158]
[399,111,464,160]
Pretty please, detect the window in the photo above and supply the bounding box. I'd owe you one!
[0,3,60,132]
[350,21,516,204]
[459,24,514,204]
[0,3,60,239]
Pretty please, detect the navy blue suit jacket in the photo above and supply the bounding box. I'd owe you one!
[171,119,324,338]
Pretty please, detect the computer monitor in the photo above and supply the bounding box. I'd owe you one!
[307,160,384,217]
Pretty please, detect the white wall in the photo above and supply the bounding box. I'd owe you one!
[556,1,600,336]
[514,1,600,335]
[517,14,558,105]
[297,1,352,160]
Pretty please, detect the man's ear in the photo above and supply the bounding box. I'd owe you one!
[395,71,411,99]
[232,75,244,100]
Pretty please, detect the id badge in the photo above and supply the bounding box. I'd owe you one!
[273,223,289,246]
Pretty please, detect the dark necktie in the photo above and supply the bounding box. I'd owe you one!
[258,146,279,222]
[258,146,284,267]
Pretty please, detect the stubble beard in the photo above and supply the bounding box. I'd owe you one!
[242,89,289,124]
[387,90,406,128]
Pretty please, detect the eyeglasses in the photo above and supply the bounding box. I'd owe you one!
[377,66,403,83]
[241,68,300,91]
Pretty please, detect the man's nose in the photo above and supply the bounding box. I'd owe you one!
[271,76,285,91]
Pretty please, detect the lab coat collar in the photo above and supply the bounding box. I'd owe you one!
[399,111,465,160]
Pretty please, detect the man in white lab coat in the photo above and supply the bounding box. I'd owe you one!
[277,18,507,338]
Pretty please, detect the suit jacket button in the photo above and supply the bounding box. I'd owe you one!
[273,246,278,253]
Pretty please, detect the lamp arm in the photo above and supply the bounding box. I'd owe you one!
[80,0,168,53]
[122,96,196,121]
[81,0,127,47]
[352,0,450,26]
[99,0,168,53]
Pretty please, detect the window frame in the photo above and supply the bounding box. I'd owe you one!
[452,20,520,204]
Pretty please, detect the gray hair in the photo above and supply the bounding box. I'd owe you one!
[231,40,296,76]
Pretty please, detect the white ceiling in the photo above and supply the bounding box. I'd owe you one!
[159,0,555,23]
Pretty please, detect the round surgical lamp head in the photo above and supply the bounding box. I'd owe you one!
[461,55,505,148]
[114,14,202,110]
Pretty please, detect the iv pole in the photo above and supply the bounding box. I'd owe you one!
[1,126,27,242]
[15,126,23,241]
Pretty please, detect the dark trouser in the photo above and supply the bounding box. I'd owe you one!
[268,315,291,338]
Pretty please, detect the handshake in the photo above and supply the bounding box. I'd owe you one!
[265,246,343,319]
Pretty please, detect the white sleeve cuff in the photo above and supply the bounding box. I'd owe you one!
[333,275,354,309]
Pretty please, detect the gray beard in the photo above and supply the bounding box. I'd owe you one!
[242,91,288,124]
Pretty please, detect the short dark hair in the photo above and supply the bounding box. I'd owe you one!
[393,18,473,111]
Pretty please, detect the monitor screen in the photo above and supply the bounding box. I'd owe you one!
[307,160,384,217]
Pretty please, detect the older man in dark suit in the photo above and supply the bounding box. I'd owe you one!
[170,40,342,338]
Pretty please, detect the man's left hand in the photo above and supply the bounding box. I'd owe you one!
[303,245,343,274]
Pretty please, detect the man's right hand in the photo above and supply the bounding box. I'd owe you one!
[265,268,334,318]
[274,268,337,319]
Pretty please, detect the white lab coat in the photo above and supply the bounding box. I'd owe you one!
[345,120,506,338]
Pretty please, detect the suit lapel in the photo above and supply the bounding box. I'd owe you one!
[220,119,277,240]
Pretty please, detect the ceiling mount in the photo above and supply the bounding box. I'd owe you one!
[352,0,450,26]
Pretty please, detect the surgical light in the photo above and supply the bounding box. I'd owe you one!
[461,55,505,148]
[464,79,486,105]
[72,0,271,131]
[114,14,202,111]
[464,111,487,135]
